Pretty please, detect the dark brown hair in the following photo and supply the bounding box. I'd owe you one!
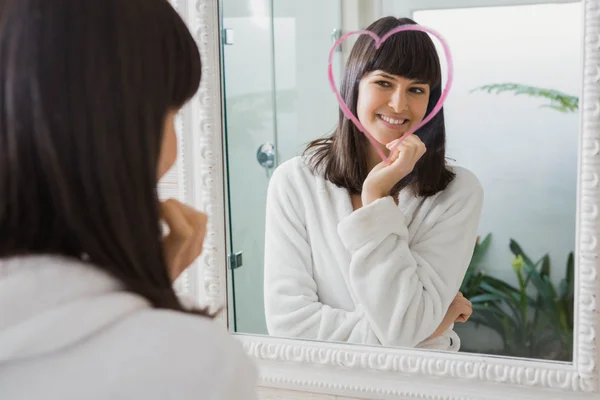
[305,16,455,197]
[0,0,209,316]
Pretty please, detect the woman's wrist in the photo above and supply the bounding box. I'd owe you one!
[361,185,385,206]
[428,319,449,340]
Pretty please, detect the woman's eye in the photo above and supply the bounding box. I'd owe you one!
[375,80,392,88]
[410,87,426,94]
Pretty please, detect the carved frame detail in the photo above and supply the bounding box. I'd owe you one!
[179,0,600,398]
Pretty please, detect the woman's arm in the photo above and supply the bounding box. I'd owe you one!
[338,169,483,347]
[263,163,380,344]
[427,292,473,339]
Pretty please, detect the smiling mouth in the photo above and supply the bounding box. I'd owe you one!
[378,114,408,127]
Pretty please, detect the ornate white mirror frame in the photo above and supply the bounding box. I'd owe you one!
[167,0,600,399]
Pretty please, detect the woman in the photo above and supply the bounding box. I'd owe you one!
[264,16,482,351]
[0,0,256,398]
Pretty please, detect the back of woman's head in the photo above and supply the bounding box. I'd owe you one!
[0,0,204,313]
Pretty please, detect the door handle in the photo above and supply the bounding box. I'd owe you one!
[256,142,276,177]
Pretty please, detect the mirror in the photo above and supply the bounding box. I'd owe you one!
[221,0,581,363]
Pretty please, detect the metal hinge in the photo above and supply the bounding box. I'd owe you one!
[229,251,243,270]
[331,28,342,52]
[223,28,235,45]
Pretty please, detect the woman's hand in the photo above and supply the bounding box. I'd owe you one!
[160,199,208,281]
[451,292,473,323]
[362,134,426,206]
[428,292,473,340]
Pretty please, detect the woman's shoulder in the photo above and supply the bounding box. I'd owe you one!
[108,309,257,398]
[439,165,484,203]
[119,308,254,365]
[269,155,320,191]
[273,155,313,177]
[448,165,482,192]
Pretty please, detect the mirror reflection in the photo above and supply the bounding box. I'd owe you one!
[222,0,581,362]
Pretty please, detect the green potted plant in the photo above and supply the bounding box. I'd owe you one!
[460,234,574,361]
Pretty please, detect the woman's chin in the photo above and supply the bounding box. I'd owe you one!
[374,126,411,143]
[365,123,414,148]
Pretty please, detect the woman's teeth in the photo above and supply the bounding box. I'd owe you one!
[379,115,407,125]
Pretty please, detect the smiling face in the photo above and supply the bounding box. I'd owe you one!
[356,70,430,147]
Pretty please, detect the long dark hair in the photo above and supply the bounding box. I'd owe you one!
[0,0,209,316]
[305,16,454,197]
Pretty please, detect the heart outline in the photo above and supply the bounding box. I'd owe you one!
[328,25,454,164]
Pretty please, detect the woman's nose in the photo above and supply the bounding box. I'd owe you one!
[388,88,408,114]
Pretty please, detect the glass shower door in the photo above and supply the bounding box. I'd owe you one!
[222,0,342,335]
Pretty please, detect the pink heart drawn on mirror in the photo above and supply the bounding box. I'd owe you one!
[328,25,454,164]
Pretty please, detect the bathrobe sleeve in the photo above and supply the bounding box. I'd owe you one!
[263,164,380,344]
[337,169,483,347]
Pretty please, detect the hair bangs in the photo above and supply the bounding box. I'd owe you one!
[367,30,441,88]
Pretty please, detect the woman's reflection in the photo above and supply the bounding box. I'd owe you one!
[264,16,483,351]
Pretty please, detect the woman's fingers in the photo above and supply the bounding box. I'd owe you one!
[362,134,427,205]
[452,292,473,323]
[161,199,193,240]
[455,302,473,323]
[160,199,208,281]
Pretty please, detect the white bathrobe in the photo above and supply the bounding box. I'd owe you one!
[264,156,483,351]
[0,255,257,400]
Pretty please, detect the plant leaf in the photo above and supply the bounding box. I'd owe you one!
[558,279,568,298]
[509,239,536,267]
[469,293,506,303]
[540,254,551,279]
[471,233,492,267]
[524,262,561,326]
[479,281,523,323]
[470,83,578,113]
[461,233,492,292]
[470,273,486,298]
[482,275,520,294]
[473,301,509,316]
[566,252,574,298]
[482,276,536,306]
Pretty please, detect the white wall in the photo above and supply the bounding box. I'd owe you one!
[273,0,342,162]
[381,0,579,18]
[413,2,581,287]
